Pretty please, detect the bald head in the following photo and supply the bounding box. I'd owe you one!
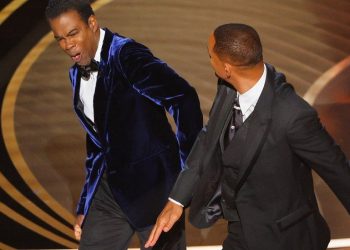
[213,23,263,67]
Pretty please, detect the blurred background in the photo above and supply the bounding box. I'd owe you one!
[0,0,349,249]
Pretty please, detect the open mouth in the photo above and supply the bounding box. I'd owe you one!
[71,53,81,63]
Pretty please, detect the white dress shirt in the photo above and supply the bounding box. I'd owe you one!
[169,64,267,207]
[238,63,267,122]
[79,29,105,123]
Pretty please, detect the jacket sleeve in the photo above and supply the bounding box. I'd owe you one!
[287,108,350,213]
[169,81,225,206]
[169,126,208,206]
[118,40,203,167]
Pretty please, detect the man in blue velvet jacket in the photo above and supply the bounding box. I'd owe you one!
[45,0,202,249]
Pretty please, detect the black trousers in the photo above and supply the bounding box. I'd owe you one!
[222,221,249,250]
[79,177,186,250]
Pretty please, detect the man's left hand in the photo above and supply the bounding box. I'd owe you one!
[144,201,183,248]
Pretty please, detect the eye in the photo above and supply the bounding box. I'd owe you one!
[68,30,78,37]
[55,37,63,42]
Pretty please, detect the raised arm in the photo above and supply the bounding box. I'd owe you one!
[118,40,203,167]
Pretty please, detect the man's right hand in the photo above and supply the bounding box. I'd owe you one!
[74,214,85,240]
[144,201,183,248]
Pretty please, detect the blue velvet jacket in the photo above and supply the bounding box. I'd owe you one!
[69,29,203,229]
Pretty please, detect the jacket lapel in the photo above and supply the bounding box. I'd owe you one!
[218,90,235,154]
[71,66,102,148]
[212,84,236,152]
[234,109,271,192]
[70,28,115,148]
[222,66,275,193]
[92,28,114,142]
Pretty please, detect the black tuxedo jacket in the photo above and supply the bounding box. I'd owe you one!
[170,64,350,250]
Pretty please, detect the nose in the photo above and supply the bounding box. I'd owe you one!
[63,37,75,51]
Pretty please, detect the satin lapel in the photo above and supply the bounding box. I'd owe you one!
[234,111,271,192]
[71,66,102,148]
[218,89,234,154]
[232,68,275,193]
[93,29,114,146]
[211,86,236,151]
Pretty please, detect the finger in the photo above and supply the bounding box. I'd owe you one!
[74,231,81,241]
[163,214,180,232]
[145,223,164,248]
[74,225,82,241]
[144,225,157,248]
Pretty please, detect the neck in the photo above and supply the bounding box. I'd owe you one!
[227,61,264,94]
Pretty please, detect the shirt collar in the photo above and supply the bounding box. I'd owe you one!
[238,64,267,116]
[94,28,105,62]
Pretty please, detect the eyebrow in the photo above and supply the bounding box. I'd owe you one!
[67,28,78,36]
[54,28,78,40]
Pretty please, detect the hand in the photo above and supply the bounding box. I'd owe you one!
[144,201,183,248]
[74,214,85,241]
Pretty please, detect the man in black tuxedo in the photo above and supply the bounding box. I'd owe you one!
[146,23,350,250]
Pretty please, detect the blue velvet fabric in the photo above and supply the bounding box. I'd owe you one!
[69,29,203,229]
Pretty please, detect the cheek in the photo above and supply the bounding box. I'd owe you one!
[81,35,94,54]
[58,40,66,50]
[210,61,220,73]
[75,37,84,48]
[210,60,216,70]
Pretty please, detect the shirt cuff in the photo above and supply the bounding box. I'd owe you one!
[168,198,184,207]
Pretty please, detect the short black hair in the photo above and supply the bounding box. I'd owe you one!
[213,23,263,66]
[45,0,95,24]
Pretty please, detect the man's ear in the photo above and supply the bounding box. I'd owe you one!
[88,15,98,32]
[224,62,232,79]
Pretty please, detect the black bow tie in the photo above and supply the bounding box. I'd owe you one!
[78,59,99,79]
